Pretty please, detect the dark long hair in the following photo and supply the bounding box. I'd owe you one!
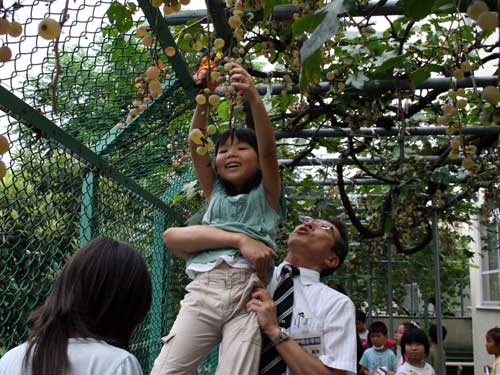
[24,237,152,375]
[215,127,262,195]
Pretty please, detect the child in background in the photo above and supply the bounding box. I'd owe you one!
[486,327,500,375]
[396,322,420,367]
[428,324,447,375]
[359,321,397,375]
[151,62,283,375]
[357,310,369,342]
[397,328,435,375]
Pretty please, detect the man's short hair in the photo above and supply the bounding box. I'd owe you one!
[369,321,388,336]
[321,217,349,277]
[356,309,367,323]
[429,324,447,343]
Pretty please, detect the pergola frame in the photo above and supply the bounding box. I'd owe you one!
[129,2,500,372]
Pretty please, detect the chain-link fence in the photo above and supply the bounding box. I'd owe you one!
[0,1,219,373]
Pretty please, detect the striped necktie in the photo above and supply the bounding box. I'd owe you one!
[260,264,300,375]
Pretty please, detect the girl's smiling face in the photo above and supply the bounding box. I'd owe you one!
[215,137,259,191]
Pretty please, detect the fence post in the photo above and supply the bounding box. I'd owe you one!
[432,209,444,375]
[148,211,166,371]
[386,239,394,339]
[79,172,97,246]
[367,262,373,326]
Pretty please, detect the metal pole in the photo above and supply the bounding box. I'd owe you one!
[432,209,444,375]
[279,155,473,166]
[386,239,394,339]
[460,279,465,317]
[163,1,495,24]
[147,211,166,372]
[367,262,373,326]
[276,125,500,139]
[79,172,97,246]
[241,76,499,96]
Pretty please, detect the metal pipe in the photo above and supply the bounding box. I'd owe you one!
[279,156,469,166]
[432,209,445,375]
[386,239,394,339]
[163,1,487,25]
[276,125,500,139]
[248,76,498,96]
[287,177,495,186]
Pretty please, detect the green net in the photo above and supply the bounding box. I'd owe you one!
[0,0,219,372]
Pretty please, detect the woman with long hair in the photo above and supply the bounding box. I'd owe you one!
[0,237,152,375]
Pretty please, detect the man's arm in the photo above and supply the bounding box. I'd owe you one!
[247,289,347,375]
[163,226,275,279]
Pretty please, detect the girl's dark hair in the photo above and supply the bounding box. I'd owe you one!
[486,327,500,345]
[24,237,152,375]
[401,328,430,360]
[215,127,262,196]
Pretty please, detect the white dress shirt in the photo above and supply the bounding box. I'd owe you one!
[269,262,357,375]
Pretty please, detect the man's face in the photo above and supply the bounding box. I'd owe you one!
[288,217,338,269]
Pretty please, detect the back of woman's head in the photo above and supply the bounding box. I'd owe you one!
[401,328,430,359]
[25,237,152,375]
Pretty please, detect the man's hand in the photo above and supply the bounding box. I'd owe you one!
[237,234,276,282]
[246,288,281,340]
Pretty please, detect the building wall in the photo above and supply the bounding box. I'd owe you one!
[469,218,500,375]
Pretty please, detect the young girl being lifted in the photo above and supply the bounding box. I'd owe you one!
[151,61,283,375]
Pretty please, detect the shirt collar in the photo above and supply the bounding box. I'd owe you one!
[279,261,320,285]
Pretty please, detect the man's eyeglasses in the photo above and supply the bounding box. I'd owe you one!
[299,215,335,234]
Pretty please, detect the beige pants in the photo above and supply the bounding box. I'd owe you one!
[150,265,264,375]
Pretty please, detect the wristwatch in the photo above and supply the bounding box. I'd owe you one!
[272,327,290,347]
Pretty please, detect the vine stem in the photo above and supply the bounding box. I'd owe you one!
[50,0,70,115]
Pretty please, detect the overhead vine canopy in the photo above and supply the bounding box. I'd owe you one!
[122,0,500,253]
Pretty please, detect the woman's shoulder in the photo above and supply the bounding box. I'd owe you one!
[69,338,134,358]
[67,339,142,374]
[0,343,28,374]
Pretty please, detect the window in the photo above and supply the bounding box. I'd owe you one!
[481,221,500,305]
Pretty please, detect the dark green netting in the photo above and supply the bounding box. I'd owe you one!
[0,0,219,373]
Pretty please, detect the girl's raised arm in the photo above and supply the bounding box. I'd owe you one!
[189,102,216,202]
[229,63,281,211]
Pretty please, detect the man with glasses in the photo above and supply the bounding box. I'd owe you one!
[246,215,356,375]
[163,215,356,375]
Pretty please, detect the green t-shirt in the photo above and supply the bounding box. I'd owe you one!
[186,179,284,267]
[428,346,446,375]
